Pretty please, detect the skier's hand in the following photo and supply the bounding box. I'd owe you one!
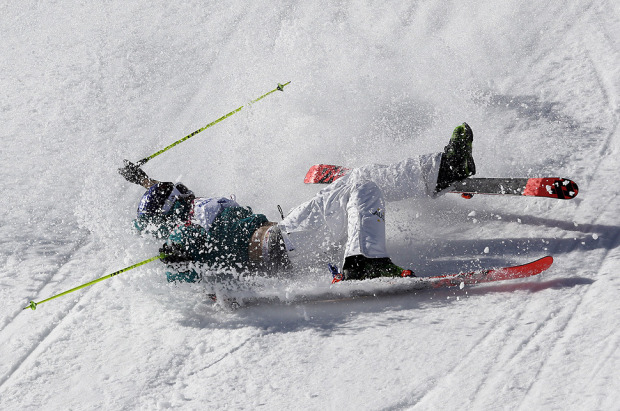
[118,159,149,186]
[159,243,193,264]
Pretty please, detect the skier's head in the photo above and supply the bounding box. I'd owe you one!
[133,182,195,238]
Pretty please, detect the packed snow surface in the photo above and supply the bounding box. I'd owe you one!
[1,1,619,409]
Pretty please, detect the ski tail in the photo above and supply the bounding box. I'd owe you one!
[304,164,350,184]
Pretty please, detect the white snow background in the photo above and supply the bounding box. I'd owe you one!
[1,1,619,409]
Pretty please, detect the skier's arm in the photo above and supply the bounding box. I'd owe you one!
[159,224,211,263]
[118,160,160,188]
[158,224,210,284]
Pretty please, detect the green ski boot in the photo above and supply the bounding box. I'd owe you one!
[435,122,476,193]
[342,255,414,281]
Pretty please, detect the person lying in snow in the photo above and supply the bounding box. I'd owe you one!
[119,123,475,282]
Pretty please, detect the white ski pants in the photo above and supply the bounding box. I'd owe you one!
[279,153,443,260]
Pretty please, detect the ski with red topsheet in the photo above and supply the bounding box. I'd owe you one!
[208,256,554,309]
[330,256,553,292]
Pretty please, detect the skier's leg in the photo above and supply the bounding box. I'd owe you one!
[277,195,325,255]
[343,180,388,258]
[347,123,476,200]
[349,153,443,202]
[279,196,325,234]
[278,144,453,237]
[279,177,353,235]
[278,181,352,259]
[340,180,414,280]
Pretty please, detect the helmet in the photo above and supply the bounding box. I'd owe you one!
[137,182,194,218]
[134,182,195,238]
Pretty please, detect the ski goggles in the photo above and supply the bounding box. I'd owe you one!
[137,182,194,217]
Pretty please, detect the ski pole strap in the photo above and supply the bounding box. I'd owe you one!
[23,253,166,311]
[136,81,291,166]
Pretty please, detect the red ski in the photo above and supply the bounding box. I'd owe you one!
[298,257,554,303]
[304,164,579,200]
[422,255,553,288]
[304,164,351,184]
[207,257,553,308]
[329,256,553,289]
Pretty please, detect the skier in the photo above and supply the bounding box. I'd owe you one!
[119,123,475,282]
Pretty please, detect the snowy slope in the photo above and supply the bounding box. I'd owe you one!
[1,0,619,409]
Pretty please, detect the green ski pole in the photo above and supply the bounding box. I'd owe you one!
[23,253,166,311]
[135,81,291,166]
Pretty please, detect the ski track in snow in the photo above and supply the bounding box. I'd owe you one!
[516,291,590,406]
[411,307,530,408]
[1,0,619,409]
[0,235,89,334]
[0,239,102,390]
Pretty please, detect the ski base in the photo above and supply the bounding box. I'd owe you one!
[304,164,579,199]
[451,178,579,199]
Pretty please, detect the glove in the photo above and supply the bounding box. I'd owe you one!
[118,159,149,185]
[159,242,193,264]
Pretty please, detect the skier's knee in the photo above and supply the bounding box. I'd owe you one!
[351,180,384,206]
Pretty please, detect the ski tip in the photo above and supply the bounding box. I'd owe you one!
[523,255,553,274]
[537,255,554,269]
[478,255,554,283]
[524,178,579,199]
